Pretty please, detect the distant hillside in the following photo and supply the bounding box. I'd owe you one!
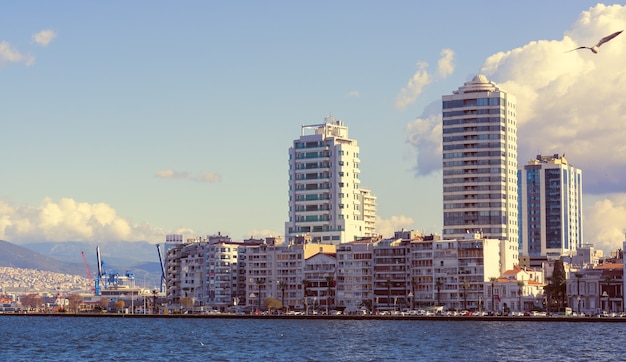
[0,240,84,275]
[20,240,164,289]
[23,240,161,268]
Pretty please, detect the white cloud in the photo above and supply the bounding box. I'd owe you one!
[0,41,34,66]
[396,49,456,109]
[395,61,431,109]
[155,169,221,183]
[405,102,442,175]
[193,172,222,183]
[345,90,360,97]
[479,4,626,194]
[0,198,172,243]
[437,48,455,78]
[584,195,626,253]
[375,215,415,238]
[33,29,57,47]
[405,4,626,254]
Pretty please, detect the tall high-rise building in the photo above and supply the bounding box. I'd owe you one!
[285,116,376,244]
[518,154,583,259]
[441,75,518,246]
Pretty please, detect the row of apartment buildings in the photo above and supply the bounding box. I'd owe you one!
[164,231,549,313]
[164,231,625,315]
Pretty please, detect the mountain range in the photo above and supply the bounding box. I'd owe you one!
[0,240,164,288]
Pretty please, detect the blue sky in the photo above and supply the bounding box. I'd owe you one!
[1,2,625,254]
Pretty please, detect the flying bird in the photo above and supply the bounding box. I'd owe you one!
[568,30,623,53]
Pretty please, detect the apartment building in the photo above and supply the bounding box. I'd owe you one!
[285,116,376,244]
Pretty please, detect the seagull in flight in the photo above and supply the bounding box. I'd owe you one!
[568,30,623,53]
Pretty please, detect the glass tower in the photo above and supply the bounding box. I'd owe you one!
[518,154,583,258]
[441,75,518,246]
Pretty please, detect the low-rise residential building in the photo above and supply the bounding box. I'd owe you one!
[336,241,374,313]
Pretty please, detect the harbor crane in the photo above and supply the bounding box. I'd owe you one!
[156,244,166,293]
[81,251,96,293]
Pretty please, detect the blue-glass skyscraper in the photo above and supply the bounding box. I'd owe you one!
[518,154,583,258]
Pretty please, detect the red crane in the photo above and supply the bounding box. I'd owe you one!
[81,251,95,293]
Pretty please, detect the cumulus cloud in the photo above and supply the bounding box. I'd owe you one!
[584,195,626,253]
[478,4,626,194]
[405,4,626,253]
[395,61,431,109]
[395,48,455,109]
[375,215,415,238]
[437,48,455,78]
[405,101,443,175]
[155,169,222,183]
[32,29,57,47]
[0,198,172,243]
[0,41,34,66]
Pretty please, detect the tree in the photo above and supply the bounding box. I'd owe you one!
[255,278,265,311]
[21,293,43,311]
[463,279,470,310]
[386,277,392,311]
[180,297,194,312]
[574,273,583,315]
[114,300,125,312]
[278,280,287,312]
[517,281,525,313]
[301,279,309,315]
[264,296,282,314]
[604,275,614,313]
[411,278,418,309]
[551,258,567,311]
[325,274,335,314]
[98,297,109,311]
[436,279,443,307]
[67,293,84,312]
[489,277,497,314]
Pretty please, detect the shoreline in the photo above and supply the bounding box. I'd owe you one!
[2,313,625,322]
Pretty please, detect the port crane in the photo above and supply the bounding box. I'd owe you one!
[156,244,166,293]
[81,251,96,293]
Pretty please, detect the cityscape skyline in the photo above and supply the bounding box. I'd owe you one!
[1,2,625,255]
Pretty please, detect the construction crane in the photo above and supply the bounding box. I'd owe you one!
[81,251,96,294]
[156,244,166,293]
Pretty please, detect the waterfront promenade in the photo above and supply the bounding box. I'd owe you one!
[3,312,626,322]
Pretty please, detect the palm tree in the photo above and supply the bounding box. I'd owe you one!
[301,279,309,315]
[604,275,614,313]
[463,279,470,310]
[278,280,287,313]
[574,273,583,315]
[386,277,392,311]
[435,278,443,307]
[411,278,418,310]
[517,281,525,313]
[489,277,497,314]
[325,274,334,314]
[255,278,265,311]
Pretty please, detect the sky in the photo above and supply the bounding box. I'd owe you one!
[1,2,625,254]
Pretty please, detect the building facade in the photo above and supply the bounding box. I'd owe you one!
[518,154,583,259]
[441,75,518,245]
[285,116,376,244]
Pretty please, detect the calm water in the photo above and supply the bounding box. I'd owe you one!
[0,315,623,361]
